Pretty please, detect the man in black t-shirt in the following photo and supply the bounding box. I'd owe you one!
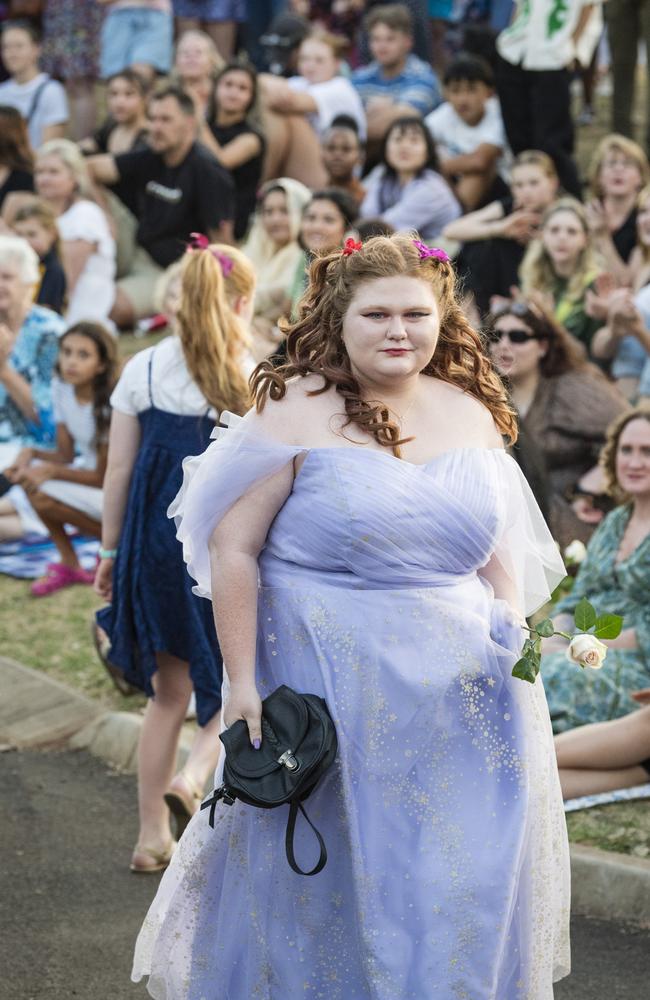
[88,83,234,327]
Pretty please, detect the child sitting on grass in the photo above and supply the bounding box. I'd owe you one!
[425,54,508,211]
[0,321,118,595]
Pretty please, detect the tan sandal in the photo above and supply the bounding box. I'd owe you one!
[130,840,176,874]
[164,772,205,839]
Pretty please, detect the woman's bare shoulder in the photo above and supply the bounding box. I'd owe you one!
[246,374,335,445]
[425,378,504,447]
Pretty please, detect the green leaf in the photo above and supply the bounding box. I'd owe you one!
[574,597,596,632]
[535,618,555,638]
[512,651,539,684]
[593,614,624,640]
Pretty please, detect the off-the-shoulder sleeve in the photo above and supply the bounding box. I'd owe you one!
[168,411,306,599]
[491,451,567,616]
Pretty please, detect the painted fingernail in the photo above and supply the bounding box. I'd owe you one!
[253,738,261,750]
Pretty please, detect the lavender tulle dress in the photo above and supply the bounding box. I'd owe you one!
[132,411,571,1000]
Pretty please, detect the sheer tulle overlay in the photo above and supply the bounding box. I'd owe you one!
[133,412,570,1000]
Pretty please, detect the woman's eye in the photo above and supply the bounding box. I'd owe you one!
[364,312,387,319]
[406,312,428,319]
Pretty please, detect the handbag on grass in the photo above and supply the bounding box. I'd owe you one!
[201,685,338,876]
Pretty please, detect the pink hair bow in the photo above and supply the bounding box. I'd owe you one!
[188,232,234,276]
[413,240,450,263]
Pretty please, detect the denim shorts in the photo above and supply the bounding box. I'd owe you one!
[100,7,173,78]
[171,0,247,20]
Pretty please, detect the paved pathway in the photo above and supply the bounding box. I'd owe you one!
[2,749,649,999]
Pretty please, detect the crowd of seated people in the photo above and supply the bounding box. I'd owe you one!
[0,0,649,801]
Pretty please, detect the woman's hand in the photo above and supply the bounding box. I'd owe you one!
[94,557,114,601]
[224,680,263,749]
[585,199,609,238]
[500,209,540,244]
[4,447,34,480]
[17,462,54,493]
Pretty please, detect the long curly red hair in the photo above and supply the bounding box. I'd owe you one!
[252,233,517,454]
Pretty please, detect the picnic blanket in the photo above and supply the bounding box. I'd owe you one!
[565,783,650,812]
[0,533,99,580]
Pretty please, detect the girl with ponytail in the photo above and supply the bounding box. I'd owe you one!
[94,240,255,873]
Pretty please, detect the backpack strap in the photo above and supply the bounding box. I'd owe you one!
[285,800,327,877]
[27,76,52,123]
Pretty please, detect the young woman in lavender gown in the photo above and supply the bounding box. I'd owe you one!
[133,233,570,999]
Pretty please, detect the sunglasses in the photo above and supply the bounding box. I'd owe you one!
[488,327,542,345]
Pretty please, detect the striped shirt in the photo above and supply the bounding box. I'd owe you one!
[351,55,441,117]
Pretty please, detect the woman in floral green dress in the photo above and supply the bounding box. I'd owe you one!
[543,407,650,732]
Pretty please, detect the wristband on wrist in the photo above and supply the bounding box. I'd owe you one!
[99,547,118,559]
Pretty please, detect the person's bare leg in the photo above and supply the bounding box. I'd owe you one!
[130,62,157,86]
[29,492,101,568]
[559,765,650,800]
[0,508,23,541]
[206,20,237,59]
[455,171,495,212]
[555,706,650,770]
[168,708,222,802]
[175,16,201,34]
[66,77,97,140]
[282,116,329,188]
[260,106,293,182]
[135,652,193,854]
[110,286,136,329]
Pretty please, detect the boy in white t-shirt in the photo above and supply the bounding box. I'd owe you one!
[0,21,68,150]
[425,55,508,211]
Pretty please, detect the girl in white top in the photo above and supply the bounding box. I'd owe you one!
[94,242,256,874]
[0,321,118,594]
[35,139,117,327]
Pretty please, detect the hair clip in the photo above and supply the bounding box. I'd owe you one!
[188,232,234,276]
[342,238,362,257]
[413,239,450,263]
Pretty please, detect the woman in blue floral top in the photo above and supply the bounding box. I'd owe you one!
[0,236,65,470]
[543,407,650,733]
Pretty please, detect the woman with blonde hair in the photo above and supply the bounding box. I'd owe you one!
[242,177,311,359]
[172,29,224,122]
[34,139,116,327]
[519,197,603,351]
[133,234,570,997]
[586,133,649,285]
[542,406,650,736]
[94,241,255,873]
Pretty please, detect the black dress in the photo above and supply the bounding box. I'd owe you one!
[207,119,264,241]
[0,168,34,210]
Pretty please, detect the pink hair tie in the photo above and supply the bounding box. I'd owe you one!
[413,239,450,263]
[188,232,234,276]
[342,238,362,257]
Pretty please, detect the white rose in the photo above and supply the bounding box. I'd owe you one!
[564,539,587,564]
[566,634,608,669]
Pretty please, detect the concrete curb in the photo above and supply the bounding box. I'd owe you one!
[3,658,650,926]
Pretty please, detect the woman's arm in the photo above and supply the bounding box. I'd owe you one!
[209,460,295,746]
[94,411,141,601]
[198,125,263,170]
[61,239,96,295]
[19,440,108,491]
[586,199,632,286]
[442,200,505,242]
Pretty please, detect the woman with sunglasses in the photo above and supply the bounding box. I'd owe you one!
[487,300,627,549]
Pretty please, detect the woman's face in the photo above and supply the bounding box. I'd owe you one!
[616,417,650,498]
[35,154,76,204]
[0,260,31,317]
[542,209,587,270]
[261,190,292,248]
[215,69,254,116]
[511,165,558,213]
[300,199,347,254]
[599,149,643,199]
[107,77,144,124]
[58,333,104,388]
[488,314,546,384]
[175,34,213,79]
[297,39,338,85]
[341,276,440,388]
[637,196,650,248]
[385,125,428,176]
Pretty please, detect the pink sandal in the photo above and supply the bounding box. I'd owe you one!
[31,562,95,597]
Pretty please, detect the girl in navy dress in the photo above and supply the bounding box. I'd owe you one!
[94,241,256,873]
